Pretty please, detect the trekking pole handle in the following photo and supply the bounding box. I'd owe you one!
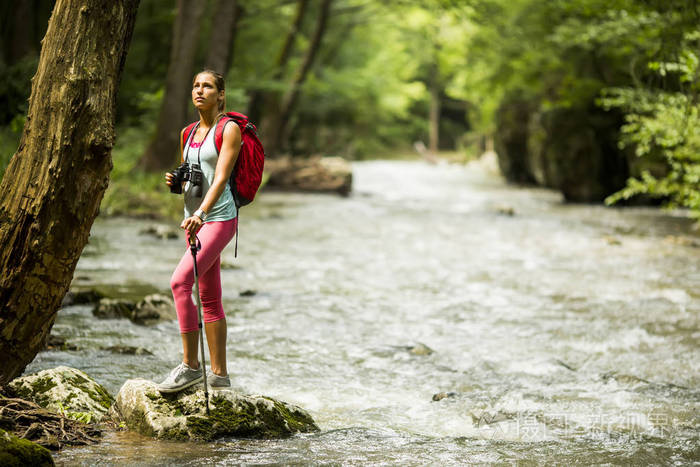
[189,232,201,251]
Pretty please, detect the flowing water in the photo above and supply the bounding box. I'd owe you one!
[28,158,699,465]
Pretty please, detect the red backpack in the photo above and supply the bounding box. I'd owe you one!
[182,111,265,255]
[182,111,265,208]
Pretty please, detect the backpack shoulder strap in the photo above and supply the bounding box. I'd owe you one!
[182,122,198,155]
[214,116,236,154]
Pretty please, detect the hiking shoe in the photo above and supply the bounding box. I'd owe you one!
[157,362,203,393]
[206,369,231,390]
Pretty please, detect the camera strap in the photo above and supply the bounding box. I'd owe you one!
[184,121,214,168]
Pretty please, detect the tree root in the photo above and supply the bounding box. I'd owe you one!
[0,391,102,450]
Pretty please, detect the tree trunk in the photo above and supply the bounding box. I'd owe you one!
[267,0,333,156]
[248,0,309,124]
[138,0,206,172]
[204,0,243,75]
[0,0,139,385]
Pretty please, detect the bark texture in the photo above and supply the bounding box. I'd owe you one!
[0,0,139,385]
[138,0,205,172]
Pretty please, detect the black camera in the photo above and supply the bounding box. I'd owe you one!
[169,163,203,197]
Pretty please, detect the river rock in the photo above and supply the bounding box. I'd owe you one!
[93,294,175,325]
[62,289,104,307]
[494,92,633,202]
[0,429,54,466]
[432,392,457,401]
[8,367,114,422]
[265,156,352,196]
[408,343,434,356]
[93,298,136,320]
[140,225,180,240]
[111,379,319,441]
[45,335,79,352]
[132,294,176,325]
[102,346,153,356]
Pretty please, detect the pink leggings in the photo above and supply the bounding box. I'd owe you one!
[170,218,237,333]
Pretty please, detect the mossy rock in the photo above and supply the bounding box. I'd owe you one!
[0,429,54,466]
[111,379,319,441]
[8,366,114,422]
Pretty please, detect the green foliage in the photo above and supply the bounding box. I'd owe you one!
[0,121,22,180]
[0,55,38,125]
[600,55,700,217]
[55,401,93,424]
[102,125,182,220]
[116,0,176,126]
[460,0,700,216]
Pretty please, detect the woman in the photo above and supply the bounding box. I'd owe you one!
[157,70,241,393]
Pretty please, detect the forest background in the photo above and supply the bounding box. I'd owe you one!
[0,0,698,221]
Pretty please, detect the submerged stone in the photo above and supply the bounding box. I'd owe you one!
[0,429,54,466]
[111,379,319,441]
[8,366,114,422]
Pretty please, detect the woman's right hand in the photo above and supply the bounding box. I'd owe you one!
[165,172,175,187]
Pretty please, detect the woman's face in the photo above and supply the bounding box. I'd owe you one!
[192,73,222,111]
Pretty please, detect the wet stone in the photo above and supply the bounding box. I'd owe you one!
[111,379,319,441]
[132,294,176,325]
[408,343,434,356]
[239,290,257,297]
[494,204,516,216]
[432,392,457,402]
[45,335,79,352]
[140,225,180,240]
[0,429,54,466]
[8,366,114,422]
[62,289,105,307]
[102,346,154,356]
[93,298,136,320]
[92,294,175,325]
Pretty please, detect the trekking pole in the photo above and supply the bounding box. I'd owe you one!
[189,232,210,415]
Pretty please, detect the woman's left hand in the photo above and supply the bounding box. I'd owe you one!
[181,215,203,236]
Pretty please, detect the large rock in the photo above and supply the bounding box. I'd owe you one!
[494,92,632,202]
[265,156,352,196]
[8,367,113,422]
[526,107,629,202]
[93,298,136,320]
[111,379,319,441]
[93,294,176,325]
[131,294,177,325]
[0,429,54,466]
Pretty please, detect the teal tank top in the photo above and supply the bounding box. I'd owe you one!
[183,124,237,222]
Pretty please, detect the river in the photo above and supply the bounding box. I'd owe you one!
[28,157,699,465]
